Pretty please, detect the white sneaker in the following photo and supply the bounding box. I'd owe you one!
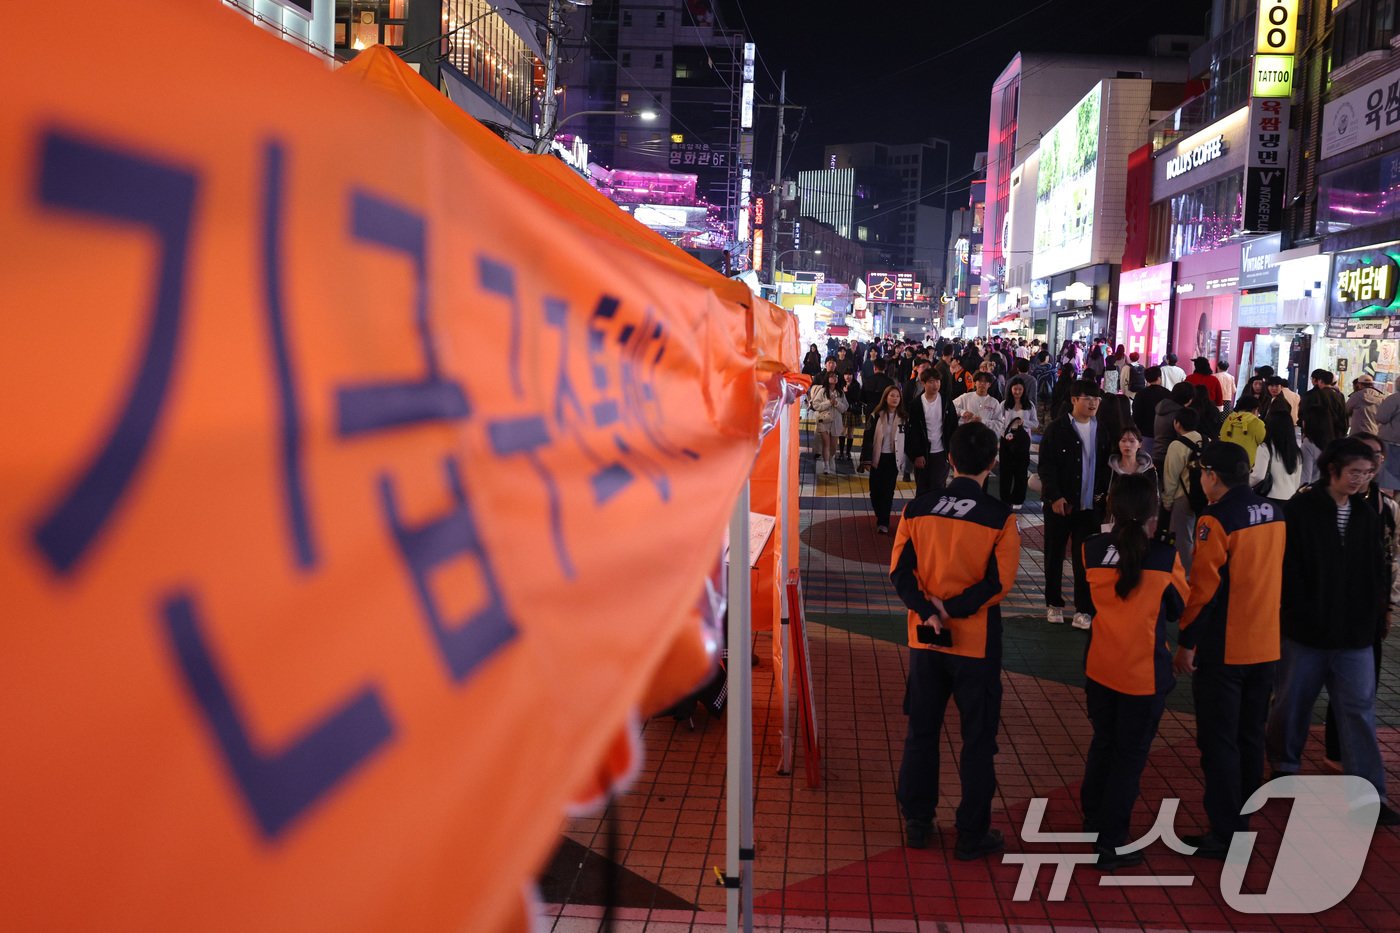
[1046,606,1064,624]
[1072,613,1092,630]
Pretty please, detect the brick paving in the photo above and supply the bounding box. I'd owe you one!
[539,418,1400,932]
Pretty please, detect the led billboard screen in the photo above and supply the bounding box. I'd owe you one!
[1033,84,1102,279]
[865,272,919,303]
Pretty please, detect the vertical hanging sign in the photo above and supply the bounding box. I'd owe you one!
[1242,0,1296,232]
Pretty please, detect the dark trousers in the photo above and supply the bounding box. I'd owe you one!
[914,450,949,498]
[897,647,1002,840]
[1192,660,1275,838]
[1325,641,1384,763]
[1043,507,1098,612]
[1081,679,1167,849]
[999,461,1029,505]
[869,453,898,526]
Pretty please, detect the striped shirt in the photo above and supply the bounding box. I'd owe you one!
[1337,501,1352,537]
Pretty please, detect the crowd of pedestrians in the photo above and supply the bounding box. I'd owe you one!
[818,331,1400,869]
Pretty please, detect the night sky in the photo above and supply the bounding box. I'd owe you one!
[721,0,1213,191]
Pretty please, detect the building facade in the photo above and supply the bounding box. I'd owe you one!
[981,49,1195,332]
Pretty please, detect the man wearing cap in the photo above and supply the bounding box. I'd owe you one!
[1173,443,1286,858]
[1347,375,1384,437]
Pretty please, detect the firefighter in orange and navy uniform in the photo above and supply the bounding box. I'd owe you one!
[890,423,1020,859]
[1172,442,1285,859]
[1079,473,1189,871]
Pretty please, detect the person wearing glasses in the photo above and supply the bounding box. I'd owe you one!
[1320,433,1400,780]
[1267,437,1400,826]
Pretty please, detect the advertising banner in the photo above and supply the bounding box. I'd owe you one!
[0,5,771,932]
[1243,98,1290,232]
[1032,84,1102,279]
[1321,64,1400,160]
[1239,232,1283,289]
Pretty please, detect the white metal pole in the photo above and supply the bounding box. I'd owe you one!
[777,401,794,775]
[726,486,753,933]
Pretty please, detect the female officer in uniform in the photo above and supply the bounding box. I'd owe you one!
[1079,473,1188,870]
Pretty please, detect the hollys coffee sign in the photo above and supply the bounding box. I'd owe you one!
[1165,135,1226,180]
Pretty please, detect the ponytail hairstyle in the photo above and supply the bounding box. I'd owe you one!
[1106,473,1158,599]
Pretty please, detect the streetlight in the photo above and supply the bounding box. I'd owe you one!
[536,110,655,153]
[773,248,821,271]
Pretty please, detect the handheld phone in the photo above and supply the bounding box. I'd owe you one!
[915,623,953,647]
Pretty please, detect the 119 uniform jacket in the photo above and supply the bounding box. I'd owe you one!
[889,477,1020,660]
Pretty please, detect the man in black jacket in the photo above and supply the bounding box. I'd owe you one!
[1036,380,1111,629]
[862,358,895,414]
[1299,369,1348,483]
[905,369,958,497]
[1132,366,1172,461]
[1266,437,1400,823]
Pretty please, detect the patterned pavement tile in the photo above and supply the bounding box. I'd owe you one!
[540,418,1400,931]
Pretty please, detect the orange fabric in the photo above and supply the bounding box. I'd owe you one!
[0,3,762,931]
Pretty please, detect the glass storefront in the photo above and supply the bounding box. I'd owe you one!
[1164,173,1244,261]
[1316,149,1400,236]
[1315,335,1400,393]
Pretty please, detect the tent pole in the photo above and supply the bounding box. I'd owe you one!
[726,487,753,933]
[777,400,794,775]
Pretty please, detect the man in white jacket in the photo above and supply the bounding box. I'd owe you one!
[954,372,1004,427]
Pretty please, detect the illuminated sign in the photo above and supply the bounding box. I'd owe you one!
[1164,134,1225,179]
[1334,251,1400,312]
[1239,233,1283,289]
[1252,54,1294,98]
[1032,84,1102,279]
[752,228,764,270]
[1256,0,1298,54]
[1119,262,1174,305]
[864,271,919,303]
[737,206,750,242]
[1243,95,1290,231]
[741,43,755,129]
[753,196,765,227]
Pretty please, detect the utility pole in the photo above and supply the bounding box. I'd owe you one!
[534,0,562,154]
[767,71,786,289]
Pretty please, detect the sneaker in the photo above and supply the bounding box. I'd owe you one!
[1012,503,1023,511]
[1072,613,1092,630]
[876,525,889,535]
[954,828,1005,861]
[1046,606,1065,625]
[1180,831,1230,860]
[905,820,934,849]
[1090,845,1146,872]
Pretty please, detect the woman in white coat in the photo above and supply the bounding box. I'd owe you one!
[808,371,849,477]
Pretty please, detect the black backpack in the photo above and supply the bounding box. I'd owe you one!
[1173,437,1209,514]
[1127,364,1147,392]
